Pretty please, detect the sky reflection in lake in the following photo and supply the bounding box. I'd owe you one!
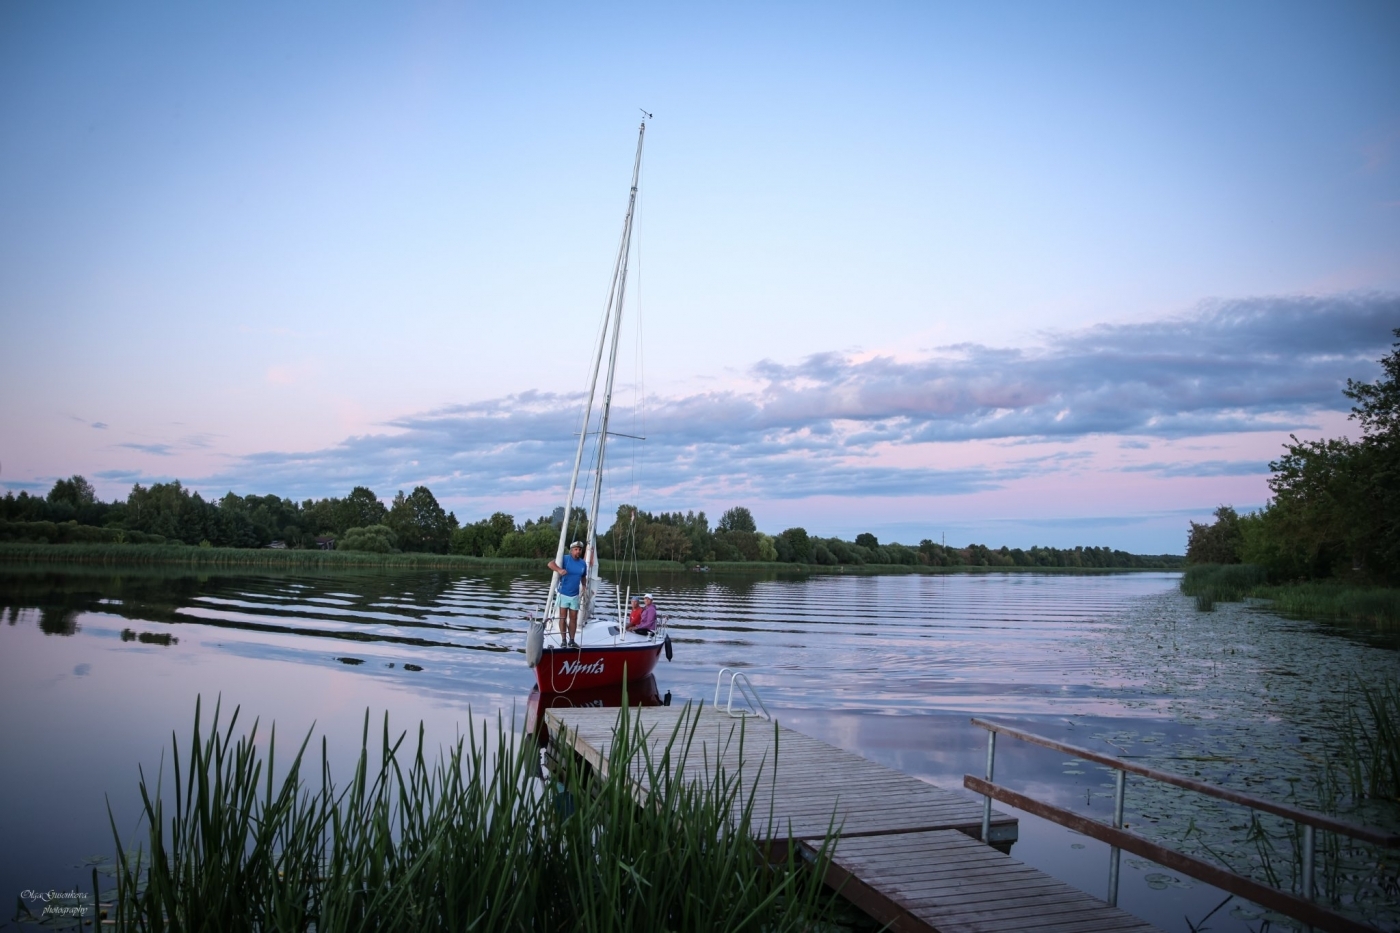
[3,567,1396,932]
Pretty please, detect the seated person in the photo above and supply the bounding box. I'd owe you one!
[628,597,643,629]
[634,593,658,634]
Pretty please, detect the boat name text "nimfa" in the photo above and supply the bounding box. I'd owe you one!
[560,658,606,676]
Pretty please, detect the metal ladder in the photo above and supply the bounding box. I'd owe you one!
[713,668,771,719]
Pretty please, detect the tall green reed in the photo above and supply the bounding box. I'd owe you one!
[1180,564,1400,626]
[1328,677,1400,805]
[1180,564,1269,611]
[109,697,838,932]
[1229,677,1400,922]
[1255,583,1400,628]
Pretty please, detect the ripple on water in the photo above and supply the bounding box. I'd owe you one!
[4,568,1398,931]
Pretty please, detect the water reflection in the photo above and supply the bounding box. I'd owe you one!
[4,565,1399,933]
[524,674,670,745]
[119,628,177,646]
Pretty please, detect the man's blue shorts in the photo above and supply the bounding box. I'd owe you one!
[558,593,580,611]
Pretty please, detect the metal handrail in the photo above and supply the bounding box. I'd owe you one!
[971,718,1399,846]
[713,668,771,720]
[968,717,1396,933]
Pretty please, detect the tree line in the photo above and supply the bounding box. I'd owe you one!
[588,504,1175,569]
[1187,328,1400,586]
[0,481,458,553]
[2,480,1180,569]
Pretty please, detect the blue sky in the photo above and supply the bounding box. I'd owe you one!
[2,1,1398,553]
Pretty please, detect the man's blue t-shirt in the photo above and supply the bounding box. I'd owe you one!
[558,554,588,597]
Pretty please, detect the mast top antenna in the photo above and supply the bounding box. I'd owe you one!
[639,108,653,120]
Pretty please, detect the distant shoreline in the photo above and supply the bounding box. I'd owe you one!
[0,542,1183,575]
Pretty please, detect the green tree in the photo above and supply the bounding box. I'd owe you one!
[48,475,95,508]
[717,507,757,534]
[756,533,778,561]
[300,496,340,535]
[42,474,111,525]
[1239,329,1400,583]
[215,493,266,548]
[713,530,761,561]
[497,524,559,558]
[386,487,456,553]
[241,493,309,547]
[1263,435,1366,579]
[1343,328,1400,580]
[776,527,812,563]
[1185,506,1245,565]
[885,543,919,565]
[650,524,694,561]
[599,506,708,562]
[338,486,388,532]
[451,512,516,557]
[127,481,217,545]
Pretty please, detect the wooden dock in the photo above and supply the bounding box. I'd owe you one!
[545,704,1164,933]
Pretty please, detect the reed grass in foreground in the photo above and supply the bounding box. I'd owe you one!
[1329,677,1400,806]
[108,698,839,932]
[1240,677,1400,922]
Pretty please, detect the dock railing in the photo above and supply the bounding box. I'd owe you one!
[966,717,1400,933]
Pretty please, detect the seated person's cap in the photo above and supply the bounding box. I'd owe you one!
[644,593,654,600]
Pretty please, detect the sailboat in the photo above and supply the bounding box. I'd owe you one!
[525,118,673,693]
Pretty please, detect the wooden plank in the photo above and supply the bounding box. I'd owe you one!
[549,708,1165,933]
[546,705,1019,845]
[813,830,1163,933]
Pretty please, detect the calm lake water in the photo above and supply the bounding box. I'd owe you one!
[2,566,1397,932]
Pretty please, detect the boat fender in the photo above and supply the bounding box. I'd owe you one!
[663,634,673,662]
[525,620,544,668]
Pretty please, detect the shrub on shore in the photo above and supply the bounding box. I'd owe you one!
[336,524,397,553]
[0,520,168,546]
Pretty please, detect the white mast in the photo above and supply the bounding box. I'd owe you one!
[545,119,647,625]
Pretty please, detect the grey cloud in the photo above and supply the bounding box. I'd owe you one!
[1,480,48,492]
[197,293,1395,504]
[118,443,177,456]
[737,294,1396,444]
[94,470,148,483]
[1120,460,1271,478]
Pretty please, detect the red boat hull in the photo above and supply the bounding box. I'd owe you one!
[525,674,665,744]
[533,641,664,693]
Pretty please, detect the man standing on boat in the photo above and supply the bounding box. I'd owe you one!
[548,541,588,648]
